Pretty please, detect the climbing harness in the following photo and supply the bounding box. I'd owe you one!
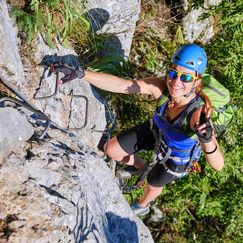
[119,142,201,194]
[118,94,203,193]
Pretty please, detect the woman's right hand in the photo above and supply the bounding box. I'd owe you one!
[53,63,85,84]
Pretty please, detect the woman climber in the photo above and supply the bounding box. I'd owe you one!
[56,44,224,216]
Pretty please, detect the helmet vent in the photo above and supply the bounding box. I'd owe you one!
[186,61,193,65]
[175,56,181,61]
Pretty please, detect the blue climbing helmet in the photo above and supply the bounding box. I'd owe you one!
[171,44,207,74]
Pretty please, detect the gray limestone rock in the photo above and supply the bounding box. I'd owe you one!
[182,0,222,44]
[0,126,153,242]
[0,107,34,164]
[0,0,154,242]
[85,0,141,59]
[32,38,107,148]
[0,0,24,87]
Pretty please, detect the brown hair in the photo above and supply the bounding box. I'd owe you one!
[196,74,212,116]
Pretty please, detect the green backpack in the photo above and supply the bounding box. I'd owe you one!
[201,74,234,135]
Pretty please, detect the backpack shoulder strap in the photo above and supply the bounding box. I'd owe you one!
[157,88,170,109]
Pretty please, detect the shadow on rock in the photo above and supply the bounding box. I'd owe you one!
[73,208,139,243]
[73,207,100,243]
[104,211,139,243]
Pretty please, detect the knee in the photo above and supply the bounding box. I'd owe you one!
[104,138,116,157]
[104,137,128,161]
[147,182,163,193]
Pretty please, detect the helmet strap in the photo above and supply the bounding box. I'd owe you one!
[184,72,198,98]
[184,86,196,98]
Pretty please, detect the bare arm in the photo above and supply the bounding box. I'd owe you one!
[190,105,224,171]
[199,136,224,171]
[84,70,164,99]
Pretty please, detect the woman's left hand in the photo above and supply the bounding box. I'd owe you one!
[191,104,224,170]
[194,104,213,143]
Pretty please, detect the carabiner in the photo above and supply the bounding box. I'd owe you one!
[186,161,201,174]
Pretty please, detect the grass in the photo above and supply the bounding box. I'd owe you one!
[11,0,90,48]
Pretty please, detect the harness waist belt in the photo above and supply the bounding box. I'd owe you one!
[171,156,190,164]
[163,162,185,177]
[156,149,190,165]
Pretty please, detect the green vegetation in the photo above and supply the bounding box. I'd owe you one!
[10,0,242,242]
[11,0,90,47]
[130,1,242,242]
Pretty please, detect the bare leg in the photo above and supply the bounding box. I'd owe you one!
[104,136,146,169]
[105,137,160,207]
[138,182,163,207]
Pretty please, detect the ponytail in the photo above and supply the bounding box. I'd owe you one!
[196,74,212,116]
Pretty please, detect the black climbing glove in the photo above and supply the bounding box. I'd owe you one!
[53,63,85,84]
[194,112,213,143]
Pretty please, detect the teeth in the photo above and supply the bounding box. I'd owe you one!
[172,86,182,90]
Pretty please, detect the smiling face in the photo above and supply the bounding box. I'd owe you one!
[167,64,201,98]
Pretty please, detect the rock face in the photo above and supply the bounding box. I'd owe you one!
[31,37,107,149]
[0,0,153,242]
[182,0,222,44]
[0,0,24,85]
[0,107,34,163]
[0,129,152,242]
[85,0,141,58]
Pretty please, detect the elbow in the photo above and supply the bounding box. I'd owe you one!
[215,165,224,171]
[214,161,224,171]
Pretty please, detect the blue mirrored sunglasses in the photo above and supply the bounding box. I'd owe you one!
[168,68,197,82]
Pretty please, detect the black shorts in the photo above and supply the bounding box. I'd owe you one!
[117,120,187,187]
[117,120,156,154]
